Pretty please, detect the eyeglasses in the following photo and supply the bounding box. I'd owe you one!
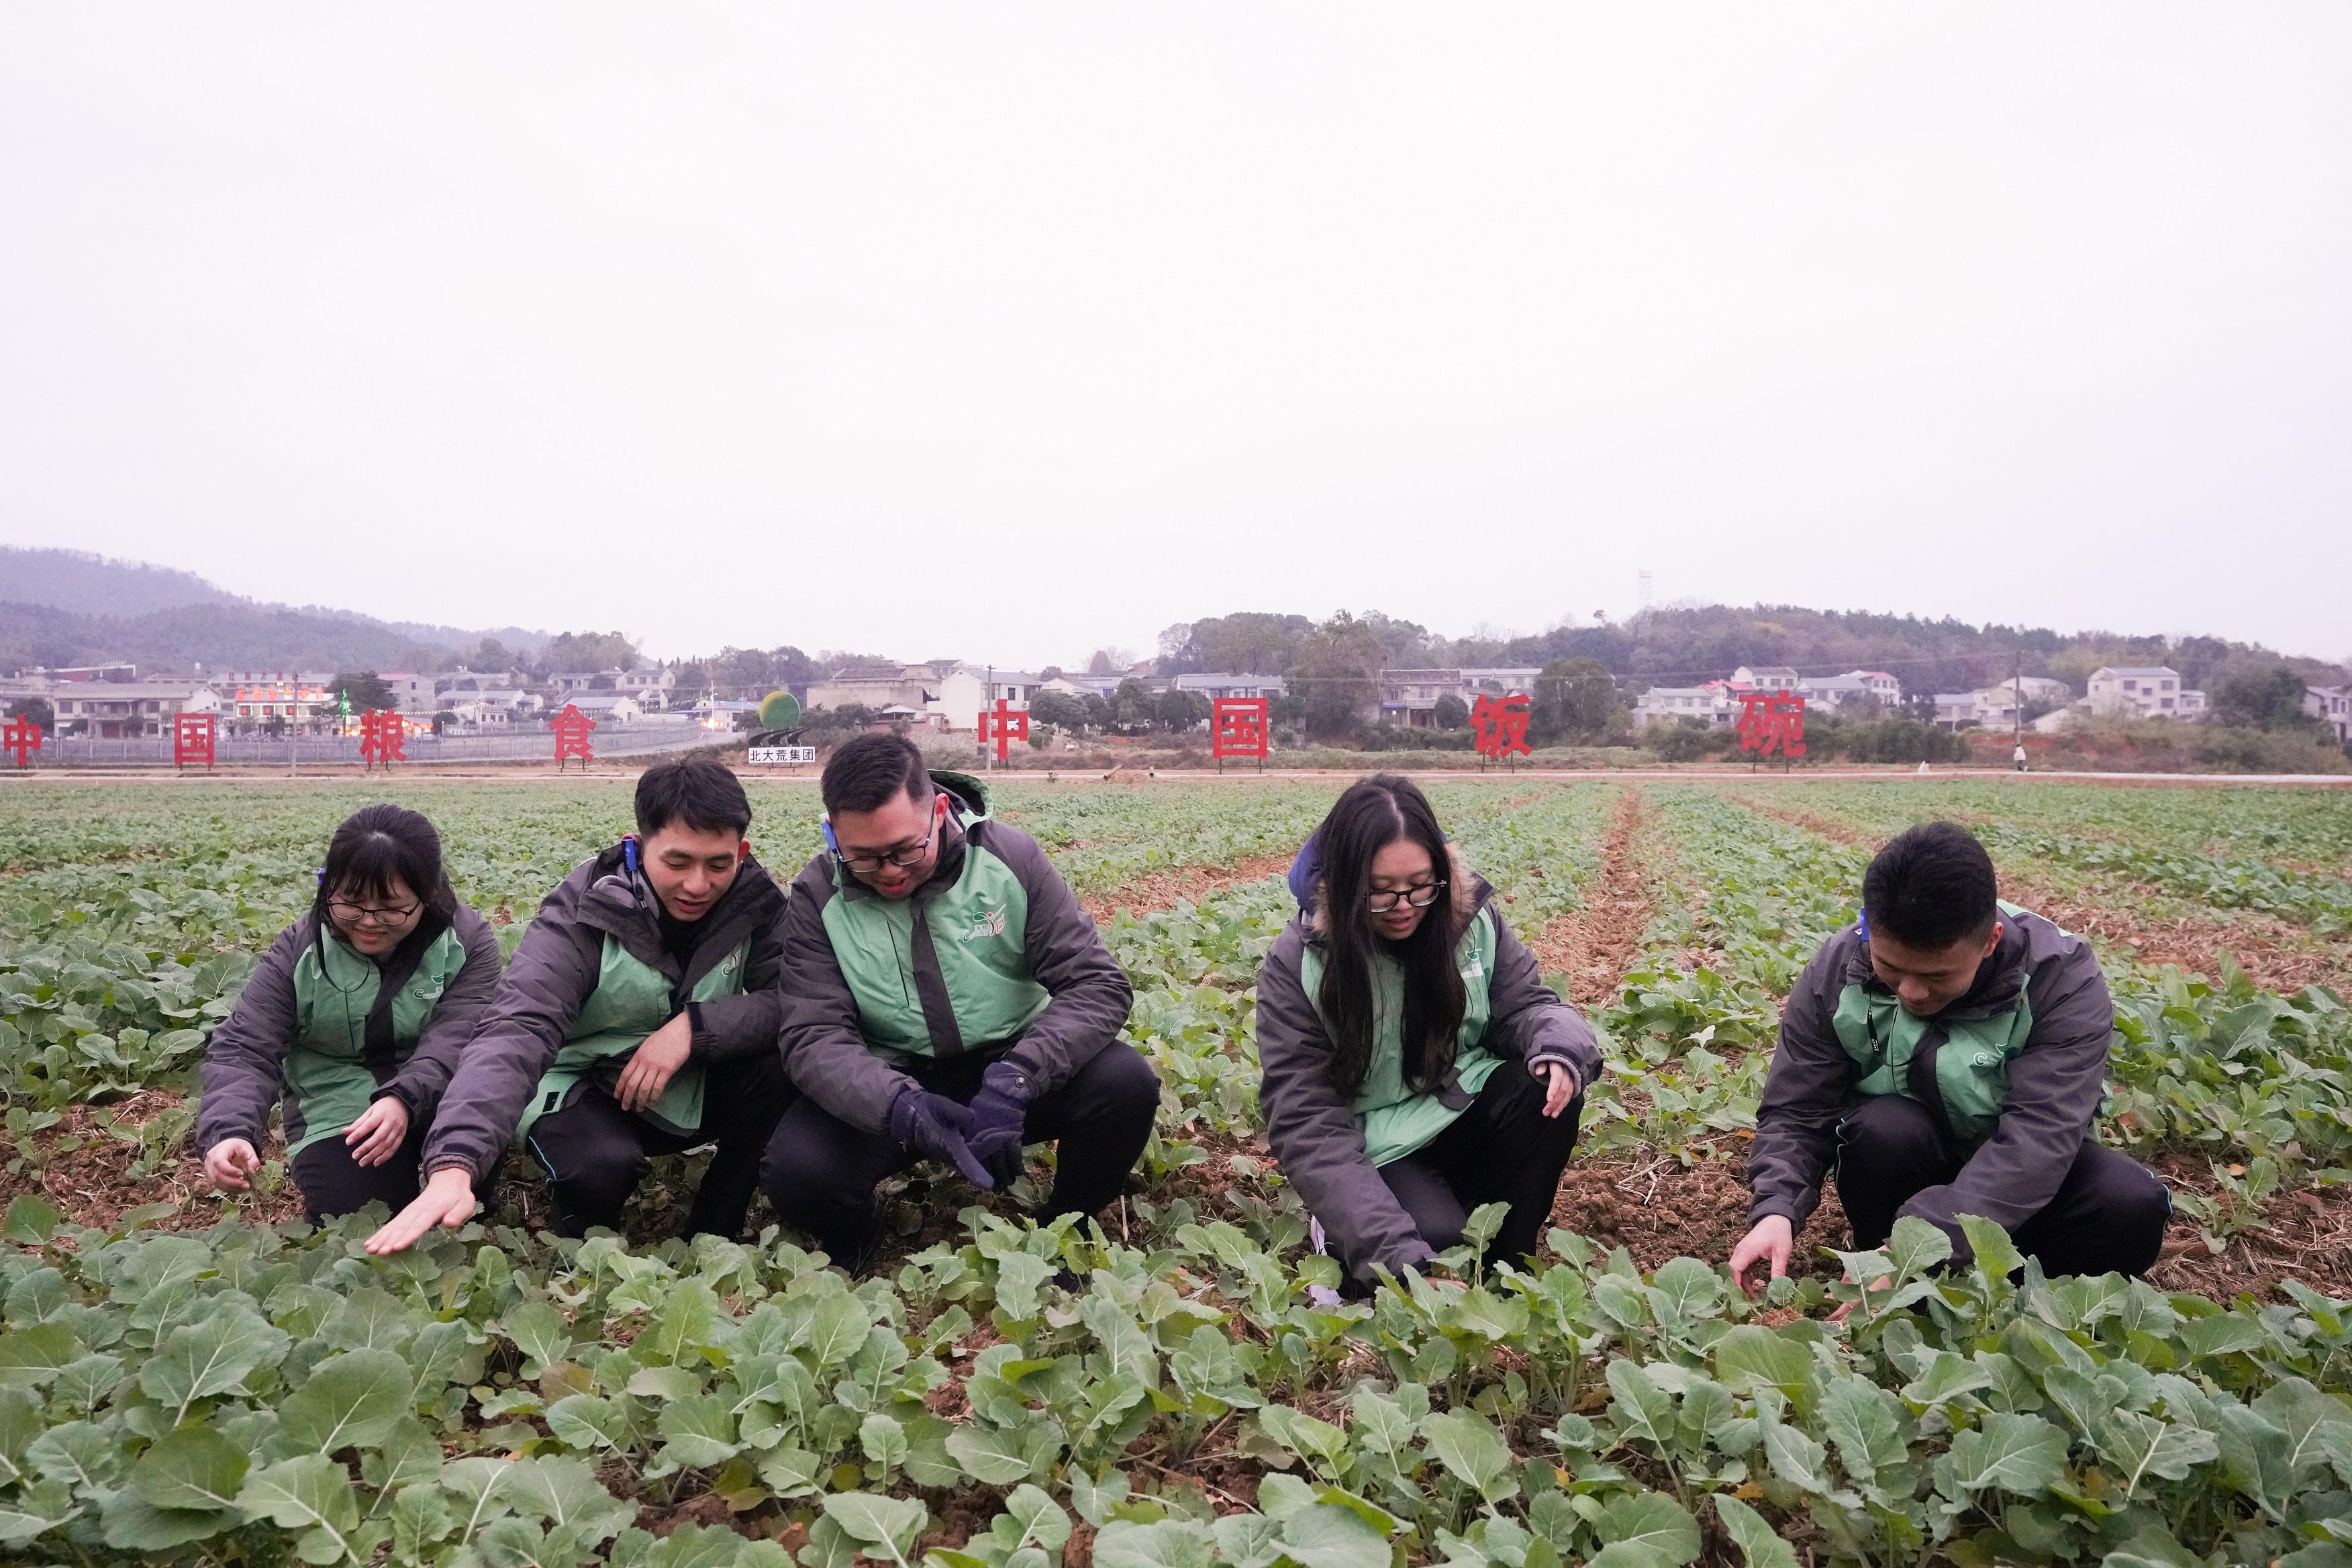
[834,811,939,874]
[329,897,422,928]
[1365,879,1447,913]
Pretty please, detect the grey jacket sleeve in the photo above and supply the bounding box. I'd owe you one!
[1896,942,2114,1258]
[1255,928,1436,1285]
[777,869,920,1135]
[420,891,603,1180]
[195,921,308,1154]
[1747,946,1851,1231]
[382,906,505,1118]
[997,828,1135,1092]
[1479,918,1603,1092]
[690,879,789,1065]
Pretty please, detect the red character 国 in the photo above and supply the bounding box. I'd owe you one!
[550,703,597,769]
[172,712,215,769]
[1470,693,1532,759]
[358,708,406,769]
[1212,697,1269,763]
[3,713,42,769]
[1734,691,1808,758]
[977,699,1031,763]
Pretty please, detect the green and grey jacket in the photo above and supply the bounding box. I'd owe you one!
[1748,904,2114,1256]
[1255,846,1603,1285]
[778,772,1134,1134]
[421,842,788,1181]
[197,905,503,1159]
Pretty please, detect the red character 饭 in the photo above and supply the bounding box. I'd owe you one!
[1470,693,1532,759]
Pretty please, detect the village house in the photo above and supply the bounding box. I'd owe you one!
[49,682,222,739]
[1795,669,1905,710]
[1631,684,1736,730]
[2306,685,2352,745]
[2086,666,2206,718]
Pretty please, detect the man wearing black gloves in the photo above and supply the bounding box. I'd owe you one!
[366,758,791,1254]
[1728,822,2169,1293]
[763,734,1149,1270]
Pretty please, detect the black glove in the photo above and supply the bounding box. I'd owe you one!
[965,1061,1033,1190]
[889,1087,994,1190]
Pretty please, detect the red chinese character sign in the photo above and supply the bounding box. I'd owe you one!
[977,699,1030,764]
[1212,697,1269,770]
[3,714,40,769]
[550,703,597,770]
[172,712,215,769]
[1734,691,1807,759]
[358,708,406,770]
[1470,693,1532,763]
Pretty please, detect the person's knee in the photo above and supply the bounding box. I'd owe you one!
[529,1126,644,1205]
[758,1124,873,1228]
[1076,1043,1163,1130]
[2106,1161,2173,1264]
[1837,1094,1941,1170]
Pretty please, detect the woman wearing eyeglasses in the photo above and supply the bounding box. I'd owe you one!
[197,804,502,1221]
[1257,774,1602,1292]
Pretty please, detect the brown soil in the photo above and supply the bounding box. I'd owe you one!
[1529,789,1654,1006]
[0,1091,307,1233]
[1551,1146,1850,1281]
[2143,1155,2352,1303]
[1079,851,1295,924]
[1742,797,2349,997]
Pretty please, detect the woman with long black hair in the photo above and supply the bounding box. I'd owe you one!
[1257,775,1602,1290]
[197,804,503,1221]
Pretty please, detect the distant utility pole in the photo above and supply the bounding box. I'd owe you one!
[2014,648,2024,758]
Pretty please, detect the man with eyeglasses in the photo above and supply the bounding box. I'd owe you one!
[366,757,791,1255]
[761,732,1146,1271]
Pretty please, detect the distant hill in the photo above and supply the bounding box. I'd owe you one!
[0,547,547,673]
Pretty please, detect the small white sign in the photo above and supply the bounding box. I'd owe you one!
[748,746,816,765]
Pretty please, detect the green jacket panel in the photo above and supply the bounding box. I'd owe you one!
[518,932,750,1139]
[283,925,468,1155]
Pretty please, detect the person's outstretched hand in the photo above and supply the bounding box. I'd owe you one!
[889,1088,995,1191]
[963,1063,1032,1189]
[1729,1214,1794,1297]
[203,1137,262,1192]
[366,1167,478,1255]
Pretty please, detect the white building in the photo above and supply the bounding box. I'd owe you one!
[1730,665,1802,693]
[50,683,222,738]
[562,693,643,725]
[614,669,677,709]
[376,672,440,719]
[1797,669,1906,712]
[2306,685,2352,744]
[1632,684,1736,730]
[2087,667,2206,719]
[1174,673,1287,700]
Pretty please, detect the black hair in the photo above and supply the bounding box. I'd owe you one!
[822,733,933,816]
[1312,774,1464,1100]
[1862,822,2000,950]
[315,804,457,927]
[634,756,752,839]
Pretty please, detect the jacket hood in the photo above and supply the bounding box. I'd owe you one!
[821,770,992,904]
[1304,841,1488,944]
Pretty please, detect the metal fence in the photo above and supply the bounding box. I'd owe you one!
[20,724,727,769]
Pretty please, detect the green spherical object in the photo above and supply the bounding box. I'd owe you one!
[758,691,802,729]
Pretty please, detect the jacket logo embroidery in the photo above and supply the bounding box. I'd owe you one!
[964,908,1007,940]
[1459,957,1485,981]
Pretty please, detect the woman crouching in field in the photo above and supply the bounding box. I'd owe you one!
[1257,775,1600,1293]
[197,804,503,1222]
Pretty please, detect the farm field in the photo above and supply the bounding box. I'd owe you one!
[1,775,2350,1567]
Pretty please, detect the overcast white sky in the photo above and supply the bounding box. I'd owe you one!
[3,6,2347,666]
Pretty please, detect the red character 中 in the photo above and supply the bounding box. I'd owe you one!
[3,713,41,769]
[550,703,597,769]
[1470,693,1532,760]
[977,699,1030,763]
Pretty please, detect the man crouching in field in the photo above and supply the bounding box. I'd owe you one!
[760,734,1151,1271]
[1728,822,2169,1294]
[366,758,791,1253]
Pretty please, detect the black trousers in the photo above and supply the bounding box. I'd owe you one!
[760,1041,1161,1271]
[291,1123,427,1224]
[1834,1093,2170,1277]
[524,1050,792,1239]
[1377,1061,1585,1269]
